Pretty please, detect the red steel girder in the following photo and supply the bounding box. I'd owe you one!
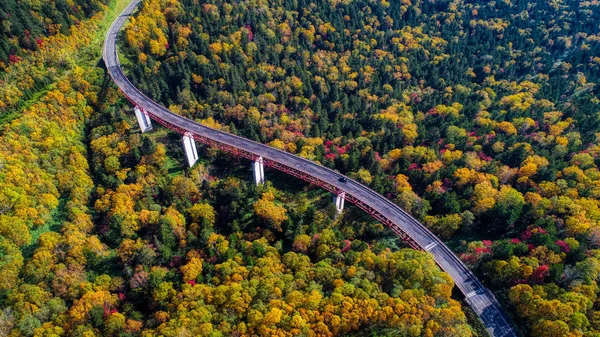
[129,103,422,250]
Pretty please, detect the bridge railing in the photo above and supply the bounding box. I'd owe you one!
[103,2,519,335]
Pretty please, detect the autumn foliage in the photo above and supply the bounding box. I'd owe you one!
[121,0,600,334]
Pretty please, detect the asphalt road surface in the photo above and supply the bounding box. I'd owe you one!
[103,1,520,336]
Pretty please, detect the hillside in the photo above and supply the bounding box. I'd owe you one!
[0,0,474,336]
[0,0,109,65]
[119,0,600,335]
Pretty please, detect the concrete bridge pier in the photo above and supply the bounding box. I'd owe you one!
[182,132,198,167]
[334,192,345,213]
[134,106,153,132]
[253,157,265,185]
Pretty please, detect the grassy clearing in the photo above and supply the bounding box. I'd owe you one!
[82,0,132,64]
[21,198,67,258]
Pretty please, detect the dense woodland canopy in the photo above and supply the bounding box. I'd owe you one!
[0,0,475,337]
[1,0,600,335]
[119,0,600,335]
[0,0,108,64]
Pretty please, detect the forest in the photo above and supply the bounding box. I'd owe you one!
[1,0,600,335]
[117,0,600,336]
[0,0,477,336]
[0,0,108,64]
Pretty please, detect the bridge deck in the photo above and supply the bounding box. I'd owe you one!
[103,2,519,336]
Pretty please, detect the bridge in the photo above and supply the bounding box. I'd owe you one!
[103,1,519,336]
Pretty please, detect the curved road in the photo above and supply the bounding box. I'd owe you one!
[103,1,519,336]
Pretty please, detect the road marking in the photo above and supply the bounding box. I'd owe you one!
[104,2,519,335]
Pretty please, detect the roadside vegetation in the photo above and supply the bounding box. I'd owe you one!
[0,0,473,336]
[121,0,600,335]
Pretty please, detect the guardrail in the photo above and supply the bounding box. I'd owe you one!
[103,1,520,336]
